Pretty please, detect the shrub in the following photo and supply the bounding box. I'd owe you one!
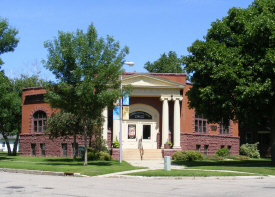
[240,142,260,158]
[186,150,203,161]
[98,151,112,161]
[204,154,224,161]
[81,147,112,161]
[172,150,203,161]
[216,148,229,157]
[225,155,249,160]
[172,151,189,161]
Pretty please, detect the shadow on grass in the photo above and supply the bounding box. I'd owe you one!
[0,153,15,161]
[173,159,273,168]
[41,159,115,167]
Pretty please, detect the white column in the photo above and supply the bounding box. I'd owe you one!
[172,96,183,149]
[102,107,108,141]
[113,119,120,141]
[160,96,171,148]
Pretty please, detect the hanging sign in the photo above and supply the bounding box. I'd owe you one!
[123,106,129,120]
[113,106,119,120]
[123,94,129,105]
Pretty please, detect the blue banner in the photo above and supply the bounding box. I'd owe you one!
[113,106,119,120]
[123,94,129,105]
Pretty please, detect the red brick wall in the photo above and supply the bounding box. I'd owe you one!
[111,148,120,160]
[180,133,240,155]
[21,87,56,135]
[20,133,86,157]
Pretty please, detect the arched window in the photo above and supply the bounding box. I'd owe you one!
[129,111,152,120]
[33,111,47,132]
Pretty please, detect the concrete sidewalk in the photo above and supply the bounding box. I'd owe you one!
[97,159,184,178]
[126,159,185,170]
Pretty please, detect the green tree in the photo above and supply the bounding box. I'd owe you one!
[144,51,188,77]
[43,23,131,166]
[184,0,275,164]
[46,111,82,160]
[0,71,21,155]
[0,18,19,69]
[46,111,105,160]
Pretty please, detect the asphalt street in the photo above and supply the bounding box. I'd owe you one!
[1,172,275,197]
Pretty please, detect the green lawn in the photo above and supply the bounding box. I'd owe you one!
[173,158,275,176]
[0,153,143,176]
[126,169,255,177]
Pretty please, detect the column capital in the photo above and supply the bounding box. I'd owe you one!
[172,95,183,101]
[160,95,172,101]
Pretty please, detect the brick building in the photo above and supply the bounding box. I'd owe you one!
[20,72,239,159]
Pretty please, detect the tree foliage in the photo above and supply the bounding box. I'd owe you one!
[144,51,187,75]
[0,18,19,68]
[0,71,21,155]
[0,72,45,155]
[43,23,131,165]
[184,0,275,164]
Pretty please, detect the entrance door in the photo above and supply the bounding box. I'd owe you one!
[123,121,156,149]
[122,104,159,149]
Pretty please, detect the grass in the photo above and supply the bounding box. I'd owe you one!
[126,169,255,177]
[173,158,275,176]
[1,153,275,177]
[0,153,143,176]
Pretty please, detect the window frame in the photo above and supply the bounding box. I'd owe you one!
[194,114,208,133]
[219,122,230,135]
[33,111,47,133]
[62,143,67,157]
[40,143,45,157]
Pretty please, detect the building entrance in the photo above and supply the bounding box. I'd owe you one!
[122,104,159,149]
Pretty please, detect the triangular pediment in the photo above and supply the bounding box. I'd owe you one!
[122,73,185,88]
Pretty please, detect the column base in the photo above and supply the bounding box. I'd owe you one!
[172,146,182,149]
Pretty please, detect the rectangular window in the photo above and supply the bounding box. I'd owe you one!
[246,132,252,144]
[196,145,201,152]
[143,125,151,139]
[258,133,270,145]
[40,143,45,157]
[228,146,231,155]
[221,145,224,149]
[2,142,5,148]
[219,123,229,134]
[204,145,209,156]
[31,144,36,156]
[62,144,67,157]
[195,114,207,133]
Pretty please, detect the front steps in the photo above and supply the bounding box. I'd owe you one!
[122,149,163,160]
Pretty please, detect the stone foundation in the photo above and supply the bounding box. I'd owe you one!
[180,133,240,155]
[20,133,87,157]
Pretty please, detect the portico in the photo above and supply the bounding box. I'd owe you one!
[102,73,185,150]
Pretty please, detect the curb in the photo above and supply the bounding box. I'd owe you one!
[0,168,86,177]
[105,175,268,180]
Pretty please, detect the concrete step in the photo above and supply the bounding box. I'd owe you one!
[122,149,163,160]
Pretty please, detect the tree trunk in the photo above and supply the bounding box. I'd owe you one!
[2,133,11,155]
[12,132,20,156]
[83,119,88,166]
[73,132,76,161]
[271,112,275,166]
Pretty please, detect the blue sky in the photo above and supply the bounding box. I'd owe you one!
[1,0,253,81]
